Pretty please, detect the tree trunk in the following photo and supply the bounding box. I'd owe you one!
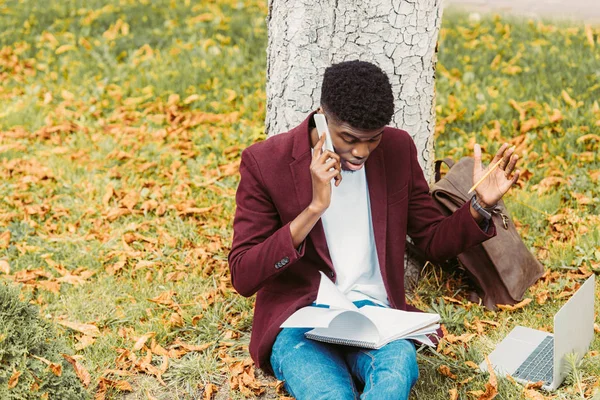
[266,0,442,181]
[265,0,443,287]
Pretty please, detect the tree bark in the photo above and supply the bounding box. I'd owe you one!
[265,0,443,287]
[266,0,443,181]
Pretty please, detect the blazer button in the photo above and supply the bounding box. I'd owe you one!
[329,271,334,278]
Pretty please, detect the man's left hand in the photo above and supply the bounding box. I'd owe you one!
[473,143,520,208]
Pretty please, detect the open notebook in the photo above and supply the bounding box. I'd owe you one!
[281,272,440,348]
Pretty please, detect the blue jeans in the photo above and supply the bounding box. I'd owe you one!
[270,300,419,400]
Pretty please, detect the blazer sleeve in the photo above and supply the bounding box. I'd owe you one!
[228,149,305,297]
[405,140,495,263]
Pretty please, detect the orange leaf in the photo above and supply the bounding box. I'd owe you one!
[439,365,457,379]
[133,332,156,351]
[203,383,217,400]
[8,369,21,389]
[99,377,133,392]
[102,185,114,207]
[523,388,545,399]
[465,361,480,370]
[62,354,91,387]
[477,357,498,400]
[0,231,10,248]
[32,355,62,376]
[497,298,532,311]
[449,388,459,400]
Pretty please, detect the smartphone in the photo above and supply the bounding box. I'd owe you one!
[314,114,334,153]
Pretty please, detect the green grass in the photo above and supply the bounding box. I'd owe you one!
[0,1,598,399]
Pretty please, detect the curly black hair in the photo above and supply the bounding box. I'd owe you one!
[320,60,394,130]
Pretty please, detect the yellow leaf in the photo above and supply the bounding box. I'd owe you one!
[0,259,9,274]
[55,44,75,55]
[189,13,214,24]
[57,320,101,337]
[75,335,96,351]
[561,90,577,107]
[183,94,200,104]
[585,25,595,47]
[61,90,75,102]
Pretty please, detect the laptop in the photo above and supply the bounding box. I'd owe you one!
[480,275,596,391]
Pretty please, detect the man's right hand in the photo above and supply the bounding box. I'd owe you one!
[309,134,342,214]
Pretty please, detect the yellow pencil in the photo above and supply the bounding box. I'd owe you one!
[468,158,503,194]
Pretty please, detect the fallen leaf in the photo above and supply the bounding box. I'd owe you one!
[477,356,498,400]
[99,377,133,392]
[62,354,91,387]
[133,332,156,351]
[203,383,217,400]
[57,320,101,337]
[0,231,10,248]
[8,369,21,389]
[32,355,62,376]
[523,388,545,399]
[497,298,532,311]
[74,335,96,351]
[0,259,10,274]
[465,361,480,369]
[439,365,457,379]
[449,388,459,400]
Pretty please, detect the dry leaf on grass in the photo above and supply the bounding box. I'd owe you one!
[57,320,101,337]
[523,388,546,399]
[8,369,21,389]
[0,259,10,274]
[62,354,91,387]
[439,365,457,379]
[497,298,532,311]
[133,332,156,351]
[32,355,62,376]
[477,356,498,400]
[449,388,459,400]
[203,383,217,400]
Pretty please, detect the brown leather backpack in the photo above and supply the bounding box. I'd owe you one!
[429,157,544,310]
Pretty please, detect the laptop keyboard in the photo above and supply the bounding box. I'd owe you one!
[513,336,554,384]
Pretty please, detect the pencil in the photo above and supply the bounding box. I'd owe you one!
[468,158,503,194]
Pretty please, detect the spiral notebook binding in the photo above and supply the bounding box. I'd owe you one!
[305,333,378,349]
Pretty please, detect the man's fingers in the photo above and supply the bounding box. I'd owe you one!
[473,143,483,176]
[490,143,510,165]
[504,154,519,176]
[313,134,326,159]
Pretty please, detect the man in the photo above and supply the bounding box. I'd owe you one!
[228,60,519,399]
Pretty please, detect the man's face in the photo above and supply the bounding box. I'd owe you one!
[323,112,385,172]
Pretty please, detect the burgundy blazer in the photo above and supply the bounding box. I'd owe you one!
[228,112,495,372]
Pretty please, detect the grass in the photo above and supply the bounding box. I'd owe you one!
[0,1,598,399]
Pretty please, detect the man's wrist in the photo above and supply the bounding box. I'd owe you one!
[470,195,494,220]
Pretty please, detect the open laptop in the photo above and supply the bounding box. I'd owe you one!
[480,274,595,391]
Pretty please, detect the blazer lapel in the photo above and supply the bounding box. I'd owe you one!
[366,146,387,275]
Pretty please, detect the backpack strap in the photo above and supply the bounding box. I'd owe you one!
[434,158,455,183]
